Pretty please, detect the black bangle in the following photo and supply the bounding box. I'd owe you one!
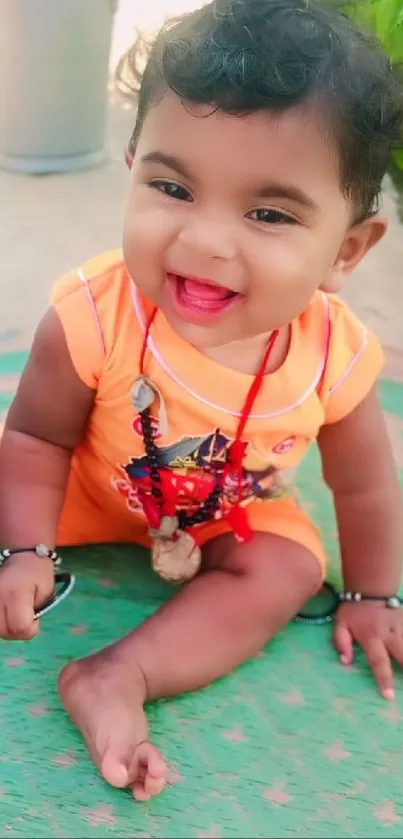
[0,545,75,618]
[294,582,339,625]
[294,584,403,627]
[0,544,62,569]
[339,591,402,609]
[34,572,76,619]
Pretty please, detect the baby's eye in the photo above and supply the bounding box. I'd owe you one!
[247,208,296,225]
[150,180,192,201]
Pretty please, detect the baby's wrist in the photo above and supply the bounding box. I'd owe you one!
[340,589,402,609]
[0,545,61,570]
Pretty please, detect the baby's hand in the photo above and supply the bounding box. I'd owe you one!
[0,553,55,640]
[334,601,403,701]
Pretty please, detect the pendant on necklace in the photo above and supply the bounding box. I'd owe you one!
[149,515,202,583]
[132,377,202,583]
[131,376,155,413]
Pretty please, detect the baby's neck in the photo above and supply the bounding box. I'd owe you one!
[202,326,291,375]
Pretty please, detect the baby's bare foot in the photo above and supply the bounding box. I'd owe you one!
[58,648,166,801]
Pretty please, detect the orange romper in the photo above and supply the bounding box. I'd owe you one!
[52,251,384,575]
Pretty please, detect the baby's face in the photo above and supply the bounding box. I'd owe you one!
[123,92,357,349]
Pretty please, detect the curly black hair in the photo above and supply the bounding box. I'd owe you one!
[116,0,402,220]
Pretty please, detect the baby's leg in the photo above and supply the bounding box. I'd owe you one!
[58,532,321,799]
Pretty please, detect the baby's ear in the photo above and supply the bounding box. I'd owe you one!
[124,148,134,169]
[321,215,387,293]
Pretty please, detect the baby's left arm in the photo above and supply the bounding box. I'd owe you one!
[318,386,403,700]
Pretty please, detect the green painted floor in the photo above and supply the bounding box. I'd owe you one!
[1,351,403,837]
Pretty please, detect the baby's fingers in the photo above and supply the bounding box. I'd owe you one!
[333,622,354,666]
[386,632,403,672]
[365,638,394,701]
[5,592,38,640]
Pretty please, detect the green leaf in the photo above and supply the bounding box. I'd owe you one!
[375,0,402,48]
[387,23,403,62]
[392,148,403,170]
[354,0,377,29]
[329,1,403,68]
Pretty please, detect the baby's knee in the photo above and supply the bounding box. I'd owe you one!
[203,530,322,597]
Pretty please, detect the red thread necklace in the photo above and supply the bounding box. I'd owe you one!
[131,306,280,582]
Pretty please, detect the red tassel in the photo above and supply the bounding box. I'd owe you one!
[224,328,279,539]
[158,470,182,517]
[227,440,247,467]
[139,492,161,529]
[227,503,252,543]
[161,499,177,517]
[137,310,280,544]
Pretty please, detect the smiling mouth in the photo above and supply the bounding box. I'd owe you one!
[167,273,240,319]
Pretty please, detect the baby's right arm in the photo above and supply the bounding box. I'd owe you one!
[0,307,95,640]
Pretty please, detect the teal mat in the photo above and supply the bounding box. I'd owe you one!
[0,365,403,837]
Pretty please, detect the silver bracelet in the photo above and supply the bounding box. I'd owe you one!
[0,544,75,618]
[339,591,402,609]
[0,544,62,569]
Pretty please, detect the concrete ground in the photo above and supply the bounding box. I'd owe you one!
[0,0,402,380]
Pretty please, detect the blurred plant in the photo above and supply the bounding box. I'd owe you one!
[338,0,403,172]
[342,0,403,62]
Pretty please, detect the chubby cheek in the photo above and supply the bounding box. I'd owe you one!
[248,235,328,324]
[122,208,169,296]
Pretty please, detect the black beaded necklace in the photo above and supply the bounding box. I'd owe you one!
[140,405,224,530]
[132,303,280,582]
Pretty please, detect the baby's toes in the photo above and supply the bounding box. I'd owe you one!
[132,782,151,802]
[144,772,166,796]
[101,746,130,788]
[132,775,165,802]
[130,742,166,801]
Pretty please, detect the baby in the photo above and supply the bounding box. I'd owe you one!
[0,0,402,803]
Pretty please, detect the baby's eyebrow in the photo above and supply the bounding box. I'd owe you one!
[141,151,193,181]
[141,150,319,213]
[255,183,319,213]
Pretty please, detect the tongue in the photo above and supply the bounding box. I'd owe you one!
[182,278,231,301]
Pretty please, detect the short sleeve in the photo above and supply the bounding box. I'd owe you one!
[319,295,384,425]
[50,268,105,389]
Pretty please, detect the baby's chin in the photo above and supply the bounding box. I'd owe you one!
[159,308,227,348]
[140,281,279,352]
[160,304,268,355]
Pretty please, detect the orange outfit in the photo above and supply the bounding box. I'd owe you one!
[52,251,383,573]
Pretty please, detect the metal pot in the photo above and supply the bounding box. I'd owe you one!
[0,0,117,173]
